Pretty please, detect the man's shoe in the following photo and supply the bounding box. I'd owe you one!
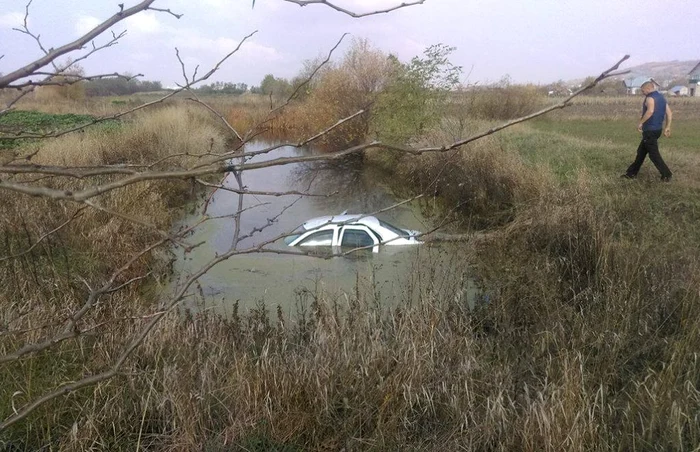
[620,173,636,179]
[661,175,672,182]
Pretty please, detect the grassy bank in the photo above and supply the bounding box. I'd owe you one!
[362,105,700,449]
[0,105,229,447]
[2,93,700,450]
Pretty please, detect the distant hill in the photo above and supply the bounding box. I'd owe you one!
[613,60,698,85]
[565,60,698,87]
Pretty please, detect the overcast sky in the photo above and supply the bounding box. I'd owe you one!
[0,0,698,88]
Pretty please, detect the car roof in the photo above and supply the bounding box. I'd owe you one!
[302,214,381,231]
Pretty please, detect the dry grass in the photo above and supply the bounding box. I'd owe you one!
[2,89,700,450]
[455,85,548,120]
[2,91,125,117]
[0,104,230,448]
[372,117,552,229]
[6,215,697,451]
[29,106,221,167]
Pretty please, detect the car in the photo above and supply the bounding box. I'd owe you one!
[284,214,422,253]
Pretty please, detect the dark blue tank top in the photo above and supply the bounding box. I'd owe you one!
[642,91,666,131]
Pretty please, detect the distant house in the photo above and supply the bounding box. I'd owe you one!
[689,62,700,97]
[623,75,659,95]
[670,85,689,96]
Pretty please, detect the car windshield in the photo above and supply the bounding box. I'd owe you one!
[379,219,409,238]
[283,234,300,245]
[283,224,308,245]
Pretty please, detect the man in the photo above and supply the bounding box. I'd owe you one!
[622,81,673,181]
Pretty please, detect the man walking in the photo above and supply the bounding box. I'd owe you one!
[622,81,673,181]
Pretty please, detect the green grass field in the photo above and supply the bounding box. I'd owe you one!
[499,116,700,249]
[500,117,699,182]
[530,117,699,153]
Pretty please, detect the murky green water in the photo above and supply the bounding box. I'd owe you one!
[170,139,476,316]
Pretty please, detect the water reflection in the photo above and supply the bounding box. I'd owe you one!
[291,153,390,213]
[171,139,474,316]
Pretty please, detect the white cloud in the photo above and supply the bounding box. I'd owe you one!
[236,40,283,61]
[170,29,281,62]
[72,12,161,41]
[0,12,25,29]
[170,0,253,19]
[74,15,101,36]
[124,12,162,35]
[172,33,232,53]
[200,0,229,7]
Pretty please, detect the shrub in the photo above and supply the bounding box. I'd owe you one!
[464,82,547,120]
[393,125,549,228]
[372,44,462,146]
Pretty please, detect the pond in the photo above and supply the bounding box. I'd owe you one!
[170,139,477,317]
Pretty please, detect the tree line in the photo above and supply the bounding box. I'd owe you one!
[83,77,163,96]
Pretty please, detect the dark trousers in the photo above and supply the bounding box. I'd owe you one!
[626,130,672,178]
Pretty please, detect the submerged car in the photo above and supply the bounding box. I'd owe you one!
[284,214,422,253]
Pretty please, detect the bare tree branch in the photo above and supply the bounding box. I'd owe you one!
[1,30,129,111]
[186,95,244,141]
[282,0,425,18]
[0,0,163,89]
[146,6,183,19]
[1,31,257,142]
[193,178,335,198]
[0,90,34,116]
[58,30,128,74]
[246,33,348,140]
[6,72,143,90]
[236,196,302,243]
[175,31,258,90]
[13,0,58,71]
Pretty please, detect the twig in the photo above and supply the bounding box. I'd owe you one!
[6,72,141,90]
[146,6,183,19]
[282,0,425,18]
[0,1,158,88]
[186,95,243,141]
[193,178,335,197]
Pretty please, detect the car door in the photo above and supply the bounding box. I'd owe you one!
[290,227,337,256]
[338,225,380,253]
[291,227,337,247]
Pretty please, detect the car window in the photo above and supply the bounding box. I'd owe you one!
[379,219,409,238]
[340,229,375,248]
[297,230,334,246]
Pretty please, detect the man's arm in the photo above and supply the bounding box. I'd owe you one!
[638,97,654,131]
[664,104,673,137]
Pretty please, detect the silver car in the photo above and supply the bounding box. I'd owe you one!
[284,214,422,253]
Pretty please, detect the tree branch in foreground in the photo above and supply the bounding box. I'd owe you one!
[0,0,163,89]
[282,0,425,18]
